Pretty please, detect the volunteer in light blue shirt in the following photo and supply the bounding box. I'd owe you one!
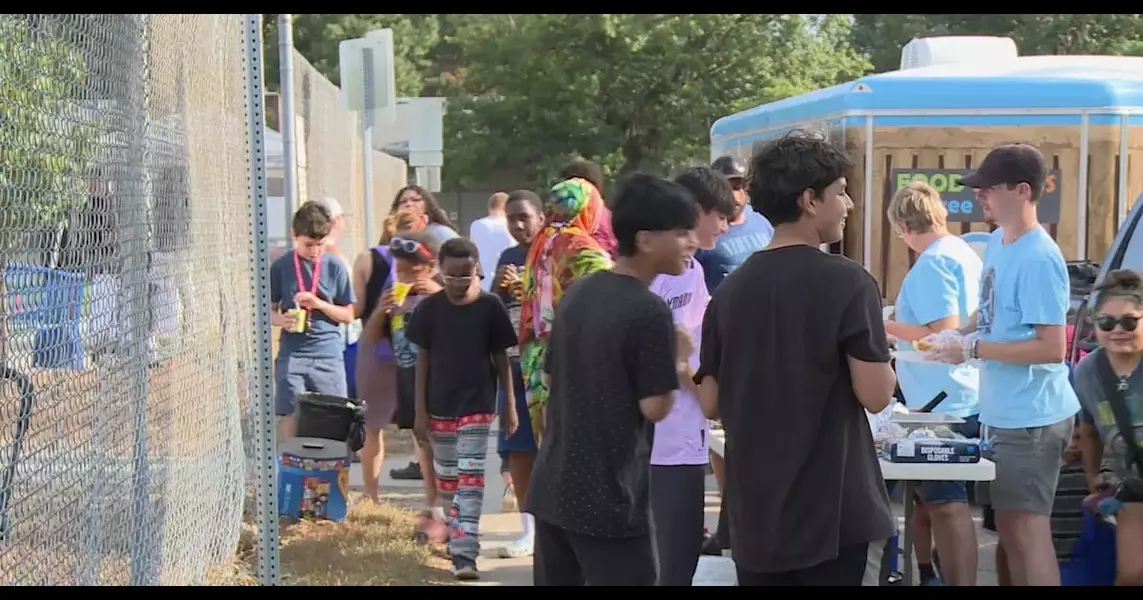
[890,234,983,418]
[975,226,1080,428]
[883,181,984,586]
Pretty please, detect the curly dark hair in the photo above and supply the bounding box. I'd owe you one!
[388,185,456,234]
[747,130,853,226]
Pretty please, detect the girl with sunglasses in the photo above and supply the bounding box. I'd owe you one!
[1073,269,1143,585]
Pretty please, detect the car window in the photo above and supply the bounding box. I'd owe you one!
[1119,224,1143,273]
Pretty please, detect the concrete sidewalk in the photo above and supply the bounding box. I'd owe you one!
[350,433,1000,586]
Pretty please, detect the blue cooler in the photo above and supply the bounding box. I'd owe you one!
[278,437,351,522]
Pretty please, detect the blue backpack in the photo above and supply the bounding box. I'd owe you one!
[1060,506,1117,586]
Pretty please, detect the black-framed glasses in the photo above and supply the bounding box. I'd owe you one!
[1095,314,1141,332]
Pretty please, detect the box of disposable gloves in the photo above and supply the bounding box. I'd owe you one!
[889,437,982,464]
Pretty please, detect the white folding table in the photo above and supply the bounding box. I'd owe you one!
[706,429,995,586]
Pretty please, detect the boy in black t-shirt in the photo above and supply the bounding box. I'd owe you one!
[405,237,519,581]
[526,174,698,586]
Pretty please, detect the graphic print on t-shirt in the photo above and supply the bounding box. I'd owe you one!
[391,295,426,368]
[977,267,996,335]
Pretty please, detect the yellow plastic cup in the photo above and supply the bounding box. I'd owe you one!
[391,282,412,330]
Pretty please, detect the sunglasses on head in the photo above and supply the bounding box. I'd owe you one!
[389,236,432,260]
[1096,314,1141,332]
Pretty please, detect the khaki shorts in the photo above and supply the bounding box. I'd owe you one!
[977,417,1074,516]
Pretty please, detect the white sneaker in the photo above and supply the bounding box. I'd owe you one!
[501,485,519,513]
[497,534,534,558]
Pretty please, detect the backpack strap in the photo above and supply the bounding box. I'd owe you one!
[1094,351,1143,478]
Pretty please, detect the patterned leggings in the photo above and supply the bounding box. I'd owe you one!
[428,413,494,565]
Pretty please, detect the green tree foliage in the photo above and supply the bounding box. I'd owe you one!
[853,14,1143,73]
[0,15,97,237]
[442,14,869,188]
[262,14,439,97]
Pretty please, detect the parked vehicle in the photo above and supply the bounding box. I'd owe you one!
[1053,193,1143,560]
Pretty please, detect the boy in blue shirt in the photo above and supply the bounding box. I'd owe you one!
[270,201,356,441]
[929,144,1080,586]
[884,181,983,586]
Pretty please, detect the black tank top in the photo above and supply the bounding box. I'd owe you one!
[362,247,392,320]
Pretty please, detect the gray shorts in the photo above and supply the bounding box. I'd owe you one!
[274,355,347,416]
[977,417,1073,515]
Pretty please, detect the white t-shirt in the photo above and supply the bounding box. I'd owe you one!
[469,215,515,291]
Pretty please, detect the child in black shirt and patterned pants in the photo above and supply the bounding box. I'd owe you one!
[405,238,519,581]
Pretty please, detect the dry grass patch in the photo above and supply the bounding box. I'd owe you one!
[210,500,454,586]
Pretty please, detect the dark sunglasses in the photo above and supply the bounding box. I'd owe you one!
[1095,314,1141,332]
[389,236,432,260]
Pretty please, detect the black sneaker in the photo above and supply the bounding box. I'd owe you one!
[390,461,423,480]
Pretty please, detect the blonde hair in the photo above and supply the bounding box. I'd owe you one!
[888,181,948,235]
[488,191,509,212]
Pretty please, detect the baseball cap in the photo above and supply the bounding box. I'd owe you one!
[961,144,1047,194]
[711,155,746,179]
[316,196,344,218]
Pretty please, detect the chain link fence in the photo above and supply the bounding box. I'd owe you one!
[0,14,273,586]
[290,50,408,257]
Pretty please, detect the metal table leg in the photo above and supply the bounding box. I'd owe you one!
[902,480,916,587]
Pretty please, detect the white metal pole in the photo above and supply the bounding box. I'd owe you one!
[277,14,298,248]
[244,13,280,587]
[361,47,376,245]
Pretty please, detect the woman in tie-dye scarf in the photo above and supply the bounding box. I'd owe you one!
[519,178,614,443]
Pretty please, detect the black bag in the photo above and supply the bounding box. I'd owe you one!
[1094,352,1143,502]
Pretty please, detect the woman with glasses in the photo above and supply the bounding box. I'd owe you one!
[1073,269,1143,585]
[389,184,458,246]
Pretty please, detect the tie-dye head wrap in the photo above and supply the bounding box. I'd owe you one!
[517,178,613,442]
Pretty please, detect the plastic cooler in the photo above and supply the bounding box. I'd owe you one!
[278,437,350,522]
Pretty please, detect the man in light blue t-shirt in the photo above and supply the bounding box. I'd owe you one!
[932,144,1079,587]
[884,181,983,586]
[695,155,774,293]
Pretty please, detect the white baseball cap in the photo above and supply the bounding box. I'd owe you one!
[317,196,344,218]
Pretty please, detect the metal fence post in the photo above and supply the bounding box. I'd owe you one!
[361,48,376,246]
[243,13,280,587]
[120,13,157,587]
[277,14,298,248]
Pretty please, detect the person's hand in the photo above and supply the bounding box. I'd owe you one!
[413,412,430,444]
[294,291,318,309]
[495,264,518,290]
[675,325,696,361]
[271,309,296,329]
[380,288,398,314]
[502,406,519,437]
[1063,430,1083,463]
[924,333,968,365]
[1084,489,1113,513]
[887,333,900,346]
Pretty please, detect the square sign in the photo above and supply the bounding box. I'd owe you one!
[338,30,396,127]
[889,168,1062,223]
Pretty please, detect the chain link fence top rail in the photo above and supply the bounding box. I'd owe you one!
[0,14,254,585]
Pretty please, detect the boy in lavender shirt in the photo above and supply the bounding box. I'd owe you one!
[649,167,736,586]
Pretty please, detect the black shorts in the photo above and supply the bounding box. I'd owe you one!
[394,366,416,430]
[533,518,656,586]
